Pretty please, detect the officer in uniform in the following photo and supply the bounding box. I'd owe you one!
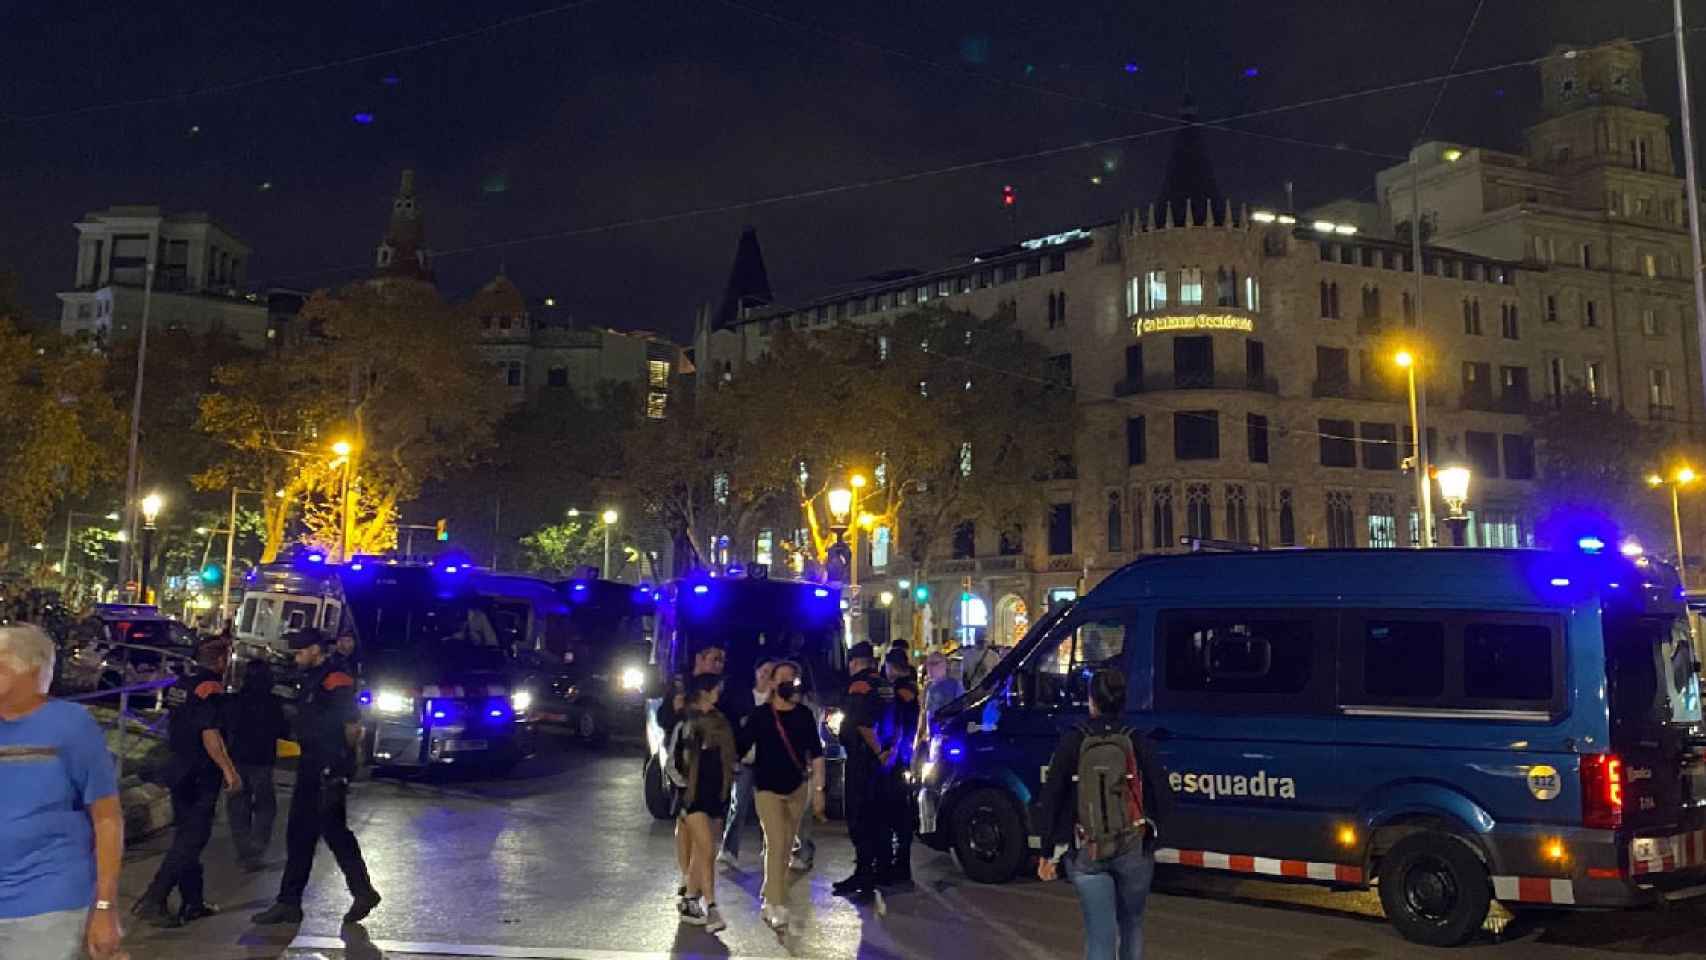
[879,648,921,889]
[832,641,893,900]
[252,628,381,926]
[134,638,241,927]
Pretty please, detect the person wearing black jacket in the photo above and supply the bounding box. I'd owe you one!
[734,660,825,932]
[656,642,726,908]
[1034,668,1172,960]
[226,659,289,870]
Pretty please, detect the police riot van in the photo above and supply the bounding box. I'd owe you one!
[916,547,1706,946]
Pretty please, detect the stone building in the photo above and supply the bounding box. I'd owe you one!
[694,39,1705,647]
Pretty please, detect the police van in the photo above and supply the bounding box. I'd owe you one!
[916,548,1706,946]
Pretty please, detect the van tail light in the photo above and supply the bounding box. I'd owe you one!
[1581,753,1624,830]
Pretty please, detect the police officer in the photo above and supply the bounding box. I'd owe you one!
[134,638,242,927]
[832,641,893,900]
[251,628,381,926]
[879,648,921,889]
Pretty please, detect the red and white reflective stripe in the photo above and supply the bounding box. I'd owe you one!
[1154,847,1363,884]
[1492,876,1575,905]
[1631,828,1706,876]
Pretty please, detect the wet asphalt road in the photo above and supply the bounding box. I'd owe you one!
[116,734,1706,960]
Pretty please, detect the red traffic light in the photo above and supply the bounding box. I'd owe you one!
[1001,185,1016,208]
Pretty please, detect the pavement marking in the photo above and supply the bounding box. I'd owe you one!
[288,936,783,960]
[919,882,1058,960]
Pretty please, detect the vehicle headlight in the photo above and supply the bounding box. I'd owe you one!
[928,734,942,762]
[825,708,845,736]
[921,760,937,781]
[374,690,413,715]
[620,666,646,692]
[510,690,533,713]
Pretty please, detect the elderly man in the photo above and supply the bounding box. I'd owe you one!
[0,624,126,959]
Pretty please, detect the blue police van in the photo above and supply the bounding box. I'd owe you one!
[916,548,1706,946]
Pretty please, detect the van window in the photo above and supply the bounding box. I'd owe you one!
[1464,622,1551,700]
[282,601,316,632]
[1607,616,1703,728]
[1364,620,1445,698]
[1156,611,1335,714]
[1021,613,1131,708]
[237,598,258,633]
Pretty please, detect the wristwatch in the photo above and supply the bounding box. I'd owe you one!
[93,900,113,911]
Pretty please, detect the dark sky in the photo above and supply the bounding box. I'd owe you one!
[1,0,1692,341]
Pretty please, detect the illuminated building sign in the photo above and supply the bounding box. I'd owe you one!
[1132,313,1255,337]
[1020,228,1092,250]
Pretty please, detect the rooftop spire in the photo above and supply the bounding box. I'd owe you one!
[1152,94,1223,226]
[713,226,773,329]
[375,168,435,283]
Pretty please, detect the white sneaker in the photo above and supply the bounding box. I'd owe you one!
[717,850,738,870]
[704,904,727,934]
[679,896,707,925]
[762,901,790,931]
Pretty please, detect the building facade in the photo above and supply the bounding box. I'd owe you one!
[56,205,269,349]
[695,40,1706,647]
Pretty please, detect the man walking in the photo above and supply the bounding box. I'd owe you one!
[134,638,241,927]
[832,642,892,901]
[718,659,774,868]
[226,659,288,870]
[252,628,380,926]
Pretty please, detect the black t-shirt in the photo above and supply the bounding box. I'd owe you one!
[740,702,825,795]
[297,664,360,774]
[226,686,290,767]
[167,669,225,782]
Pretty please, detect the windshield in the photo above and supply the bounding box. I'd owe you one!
[1606,615,1703,730]
[345,572,508,674]
[103,619,193,650]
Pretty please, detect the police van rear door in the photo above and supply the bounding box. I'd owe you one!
[1605,614,1706,841]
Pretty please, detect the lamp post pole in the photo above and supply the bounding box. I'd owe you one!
[118,261,157,598]
[1672,482,1688,587]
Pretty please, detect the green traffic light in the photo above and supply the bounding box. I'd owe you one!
[913,585,929,603]
[200,564,220,583]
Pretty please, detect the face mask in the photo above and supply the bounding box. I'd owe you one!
[774,680,799,700]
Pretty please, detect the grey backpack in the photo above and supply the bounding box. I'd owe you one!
[1072,725,1144,861]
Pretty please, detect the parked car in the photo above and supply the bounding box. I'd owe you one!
[59,603,200,708]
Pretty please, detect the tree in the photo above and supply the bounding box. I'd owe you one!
[0,322,125,546]
[623,385,750,571]
[1531,390,1680,546]
[517,513,638,577]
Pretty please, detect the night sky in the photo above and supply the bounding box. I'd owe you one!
[2,0,1693,341]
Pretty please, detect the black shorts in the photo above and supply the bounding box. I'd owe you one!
[683,798,728,820]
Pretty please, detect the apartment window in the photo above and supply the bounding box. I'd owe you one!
[1125,277,1140,315]
[1545,294,1559,324]
[1642,253,1659,279]
[1175,411,1220,461]
[937,279,952,297]
[1025,258,1043,279]
[1368,494,1398,548]
[1216,267,1238,307]
[1650,368,1673,408]
[1278,489,1296,546]
[914,285,930,304]
[1047,290,1068,329]
[1319,419,1357,468]
[1126,416,1147,466]
[1245,276,1262,311]
[1461,361,1491,407]
[1048,252,1067,273]
[1465,430,1502,478]
[1256,488,1271,548]
[1247,414,1270,463]
[1107,492,1124,553]
[1152,484,1175,549]
[1048,505,1074,556]
[1642,308,1660,336]
[1316,346,1350,395]
[1047,353,1073,387]
[998,263,1018,284]
[1225,485,1251,544]
[1503,435,1536,480]
[77,303,92,320]
[1586,361,1604,399]
[1185,484,1213,540]
[1636,138,1651,171]
[1584,300,1598,328]
[1326,492,1356,548]
[1180,267,1204,306]
[1479,511,1525,549]
[1361,285,1381,320]
[1547,357,1565,408]
[1500,304,1519,340]
[1145,270,1168,311]
[1246,340,1266,385]
[1500,366,1530,406]
[950,520,976,560]
[1462,298,1482,335]
[1581,243,1594,269]
[1360,423,1398,470]
[547,367,569,388]
[502,360,524,388]
[958,275,973,294]
[1319,281,1341,319]
[976,270,992,289]
[1401,290,1414,323]
[1123,343,1144,388]
[1174,336,1213,387]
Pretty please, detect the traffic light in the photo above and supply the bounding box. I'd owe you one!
[200,564,220,584]
[913,584,930,603]
[1001,184,1016,209]
[435,518,449,542]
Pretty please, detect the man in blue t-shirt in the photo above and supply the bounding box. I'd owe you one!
[0,624,125,960]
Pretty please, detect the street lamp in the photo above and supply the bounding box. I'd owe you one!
[139,492,164,604]
[1394,350,1436,546]
[601,508,619,579]
[1648,467,1698,585]
[1436,465,1472,546]
[331,439,356,563]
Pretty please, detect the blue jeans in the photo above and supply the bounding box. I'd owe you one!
[1067,843,1154,960]
[719,764,756,858]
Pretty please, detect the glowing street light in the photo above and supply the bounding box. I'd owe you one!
[330,439,357,562]
[139,492,164,604]
[1393,349,1434,546]
[601,508,619,579]
[826,488,853,526]
[1649,466,1698,584]
[1436,465,1472,546]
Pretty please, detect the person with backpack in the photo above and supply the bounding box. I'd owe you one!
[1034,668,1172,960]
[669,673,737,934]
[225,659,289,870]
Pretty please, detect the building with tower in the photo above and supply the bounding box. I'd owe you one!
[375,170,435,284]
[693,38,1706,648]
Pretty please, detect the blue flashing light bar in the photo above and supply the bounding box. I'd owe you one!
[692,584,710,595]
[1577,536,1607,554]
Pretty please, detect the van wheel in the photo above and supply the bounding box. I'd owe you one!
[951,787,1025,884]
[1378,832,1491,947]
[578,704,609,745]
[643,754,674,820]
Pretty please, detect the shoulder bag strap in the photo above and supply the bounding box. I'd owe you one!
[772,705,807,776]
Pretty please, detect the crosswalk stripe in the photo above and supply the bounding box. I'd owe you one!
[288,935,781,960]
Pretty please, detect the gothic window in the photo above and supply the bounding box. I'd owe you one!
[1185,483,1212,540]
[1151,484,1174,550]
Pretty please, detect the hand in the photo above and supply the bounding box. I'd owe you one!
[1036,858,1058,882]
[86,907,124,959]
[223,768,243,793]
[811,790,827,822]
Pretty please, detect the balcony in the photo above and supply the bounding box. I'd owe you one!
[1122,370,1279,394]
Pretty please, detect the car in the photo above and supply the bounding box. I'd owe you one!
[59,603,200,708]
[917,546,1706,947]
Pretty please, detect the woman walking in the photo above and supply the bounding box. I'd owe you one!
[736,660,825,932]
[1034,668,1171,960]
[677,673,736,934]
